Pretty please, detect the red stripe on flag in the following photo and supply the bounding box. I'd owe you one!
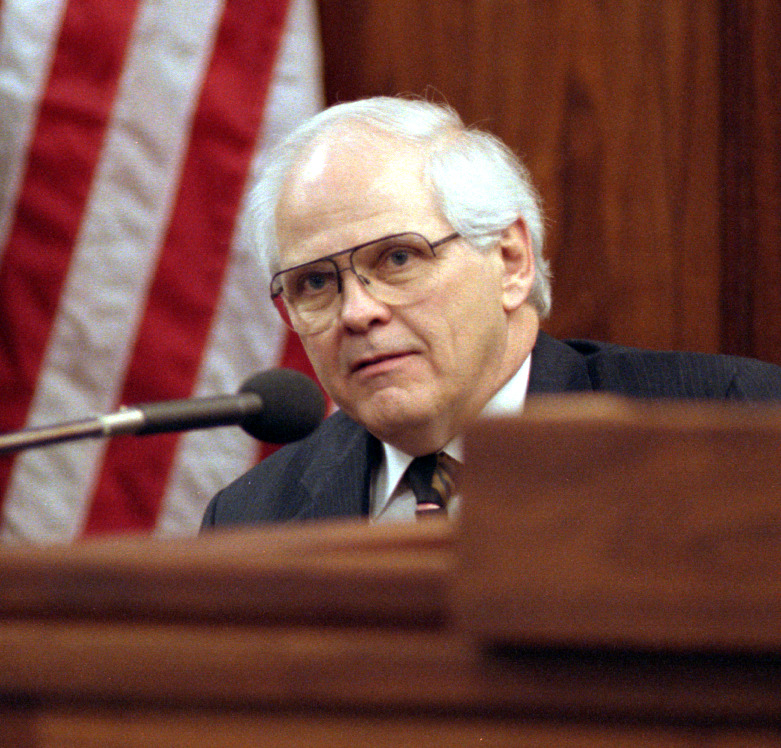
[0,0,141,502]
[83,0,291,534]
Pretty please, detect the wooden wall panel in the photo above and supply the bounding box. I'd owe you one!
[751,2,781,366]
[317,0,781,364]
[720,0,781,363]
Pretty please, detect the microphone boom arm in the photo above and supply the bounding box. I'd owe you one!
[0,416,113,455]
[0,392,263,456]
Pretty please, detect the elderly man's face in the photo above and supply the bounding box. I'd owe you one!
[274,132,528,454]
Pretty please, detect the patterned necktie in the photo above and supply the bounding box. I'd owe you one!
[405,452,460,518]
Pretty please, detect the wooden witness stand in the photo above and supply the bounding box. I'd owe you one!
[2,396,781,746]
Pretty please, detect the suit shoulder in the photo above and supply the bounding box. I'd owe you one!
[564,339,781,400]
[202,410,365,528]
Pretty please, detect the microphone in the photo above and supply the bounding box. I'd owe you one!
[0,369,326,455]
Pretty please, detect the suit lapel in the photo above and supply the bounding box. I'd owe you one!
[294,413,380,521]
[287,333,592,521]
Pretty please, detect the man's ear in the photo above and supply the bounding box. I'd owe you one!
[498,218,535,312]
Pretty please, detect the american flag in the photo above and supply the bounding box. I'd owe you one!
[0,0,323,542]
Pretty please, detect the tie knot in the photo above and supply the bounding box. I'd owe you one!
[406,451,460,518]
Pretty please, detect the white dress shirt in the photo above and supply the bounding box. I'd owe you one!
[370,355,532,521]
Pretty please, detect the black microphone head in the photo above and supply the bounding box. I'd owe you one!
[238,368,326,444]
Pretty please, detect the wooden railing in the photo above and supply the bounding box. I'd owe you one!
[2,396,780,746]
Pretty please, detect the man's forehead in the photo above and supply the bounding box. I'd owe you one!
[293,133,351,188]
[275,131,440,267]
[286,127,424,197]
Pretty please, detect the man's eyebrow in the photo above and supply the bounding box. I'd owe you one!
[280,233,412,272]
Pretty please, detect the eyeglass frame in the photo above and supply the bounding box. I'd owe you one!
[269,231,461,332]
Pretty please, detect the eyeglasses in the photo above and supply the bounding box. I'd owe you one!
[270,232,460,335]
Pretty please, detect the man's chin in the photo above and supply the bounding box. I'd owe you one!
[358,400,440,448]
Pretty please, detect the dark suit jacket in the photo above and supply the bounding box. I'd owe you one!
[202,332,781,528]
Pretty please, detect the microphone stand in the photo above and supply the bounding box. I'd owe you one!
[0,393,262,456]
[0,410,144,455]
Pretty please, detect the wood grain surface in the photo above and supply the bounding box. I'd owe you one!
[317,0,781,364]
[3,399,781,743]
[459,396,781,651]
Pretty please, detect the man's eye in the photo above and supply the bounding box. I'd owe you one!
[388,249,412,266]
[297,271,334,295]
[375,246,426,272]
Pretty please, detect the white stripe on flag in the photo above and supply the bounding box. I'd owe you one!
[1,0,227,541]
[155,0,324,535]
[0,0,68,257]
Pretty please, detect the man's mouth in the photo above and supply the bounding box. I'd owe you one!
[350,351,412,374]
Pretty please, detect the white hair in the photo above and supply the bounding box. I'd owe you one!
[247,96,551,317]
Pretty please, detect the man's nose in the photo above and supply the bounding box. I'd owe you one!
[337,271,392,331]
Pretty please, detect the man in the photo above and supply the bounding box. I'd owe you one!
[202,97,781,527]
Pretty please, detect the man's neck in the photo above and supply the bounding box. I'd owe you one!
[386,307,539,455]
[384,351,534,460]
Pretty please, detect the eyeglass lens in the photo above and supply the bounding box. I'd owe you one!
[271,232,456,334]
